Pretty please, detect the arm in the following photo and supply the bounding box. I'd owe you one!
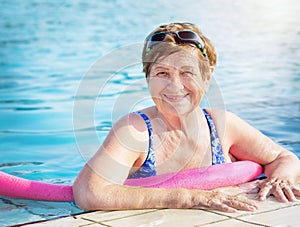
[73,113,258,212]
[73,162,192,210]
[73,164,258,212]
[259,150,300,202]
[224,111,300,201]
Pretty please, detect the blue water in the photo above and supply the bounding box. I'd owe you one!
[0,0,299,226]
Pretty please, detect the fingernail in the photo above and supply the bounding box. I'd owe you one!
[229,208,237,213]
[249,205,257,211]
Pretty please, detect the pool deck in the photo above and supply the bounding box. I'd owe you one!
[23,180,300,227]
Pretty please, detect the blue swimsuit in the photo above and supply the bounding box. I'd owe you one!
[129,109,225,179]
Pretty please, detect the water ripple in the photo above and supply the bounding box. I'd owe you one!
[0,162,43,168]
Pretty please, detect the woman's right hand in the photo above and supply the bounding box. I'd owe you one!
[191,190,259,212]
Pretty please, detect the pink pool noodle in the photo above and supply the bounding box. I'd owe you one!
[0,161,262,201]
[125,161,263,189]
[0,171,74,201]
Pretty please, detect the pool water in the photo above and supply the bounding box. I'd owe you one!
[0,0,299,226]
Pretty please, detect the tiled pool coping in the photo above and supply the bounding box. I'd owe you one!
[15,180,300,226]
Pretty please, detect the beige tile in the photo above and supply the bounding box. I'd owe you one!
[75,209,157,223]
[81,223,107,227]
[102,209,228,227]
[206,192,300,218]
[204,218,258,227]
[248,194,300,211]
[239,205,300,226]
[74,210,106,220]
[23,216,93,227]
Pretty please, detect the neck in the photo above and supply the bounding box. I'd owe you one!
[156,107,202,133]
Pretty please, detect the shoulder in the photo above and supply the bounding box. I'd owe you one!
[89,111,151,171]
[204,109,254,134]
[115,112,149,132]
[203,108,228,134]
[202,109,248,151]
[205,109,265,149]
[107,111,150,152]
[115,106,156,129]
[203,108,242,128]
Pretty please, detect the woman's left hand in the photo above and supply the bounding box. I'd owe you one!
[257,177,300,202]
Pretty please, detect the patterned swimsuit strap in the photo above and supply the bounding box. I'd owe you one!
[202,109,225,165]
[128,111,157,179]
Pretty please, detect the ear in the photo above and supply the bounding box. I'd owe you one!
[204,66,214,93]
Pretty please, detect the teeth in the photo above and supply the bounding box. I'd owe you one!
[164,94,187,102]
[169,96,181,100]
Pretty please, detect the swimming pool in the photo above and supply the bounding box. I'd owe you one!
[0,0,299,226]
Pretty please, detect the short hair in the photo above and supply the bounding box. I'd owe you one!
[142,22,217,78]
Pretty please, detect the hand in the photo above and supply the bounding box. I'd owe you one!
[199,190,259,213]
[257,177,300,202]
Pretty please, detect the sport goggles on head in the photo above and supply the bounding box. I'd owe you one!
[146,30,208,59]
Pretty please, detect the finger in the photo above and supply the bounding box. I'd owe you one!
[292,185,300,197]
[273,184,288,202]
[213,202,237,213]
[283,186,298,202]
[257,184,272,201]
[224,197,258,212]
[239,180,261,194]
[235,196,259,209]
[205,197,238,213]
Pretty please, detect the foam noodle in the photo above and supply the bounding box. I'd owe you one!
[0,171,73,201]
[0,161,262,201]
[125,161,263,189]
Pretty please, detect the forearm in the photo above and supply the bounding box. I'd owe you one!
[74,183,193,210]
[72,166,196,210]
[73,164,258,212]
[73,173,260,212]
[263,151,300,183]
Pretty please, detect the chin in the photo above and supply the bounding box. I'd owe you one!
[162,105,195,116]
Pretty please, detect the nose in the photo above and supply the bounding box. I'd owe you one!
[167,73,184,90]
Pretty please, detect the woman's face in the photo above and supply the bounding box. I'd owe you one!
[147,49,211,116]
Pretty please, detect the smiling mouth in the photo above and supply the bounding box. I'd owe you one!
[163,94,189,102]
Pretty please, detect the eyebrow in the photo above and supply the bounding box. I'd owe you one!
[180,66,195,70]
[152,66,169,71]
[152,65,195,71]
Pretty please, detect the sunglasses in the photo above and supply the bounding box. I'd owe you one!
[146,30,208,59]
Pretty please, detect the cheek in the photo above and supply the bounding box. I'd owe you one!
[148,79,165,97]
[186,78,206,93]
[187,80,206,103]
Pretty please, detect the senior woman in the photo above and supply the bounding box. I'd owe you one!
[73,22,300,212]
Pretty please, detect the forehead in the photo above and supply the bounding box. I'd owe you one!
[152,49,199,70]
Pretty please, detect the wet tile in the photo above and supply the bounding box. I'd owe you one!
[23,216,93,227]
[102,209,228,227]
[0,197,18,211]
[239,205,300,226]
[27,202,82,219]
[75,209,157,223]
[37,201,83,214]
[0,197,83,226]
[0,208,42,227]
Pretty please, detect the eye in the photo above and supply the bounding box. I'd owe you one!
[181,71,194,78]
[155,71,169,78]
